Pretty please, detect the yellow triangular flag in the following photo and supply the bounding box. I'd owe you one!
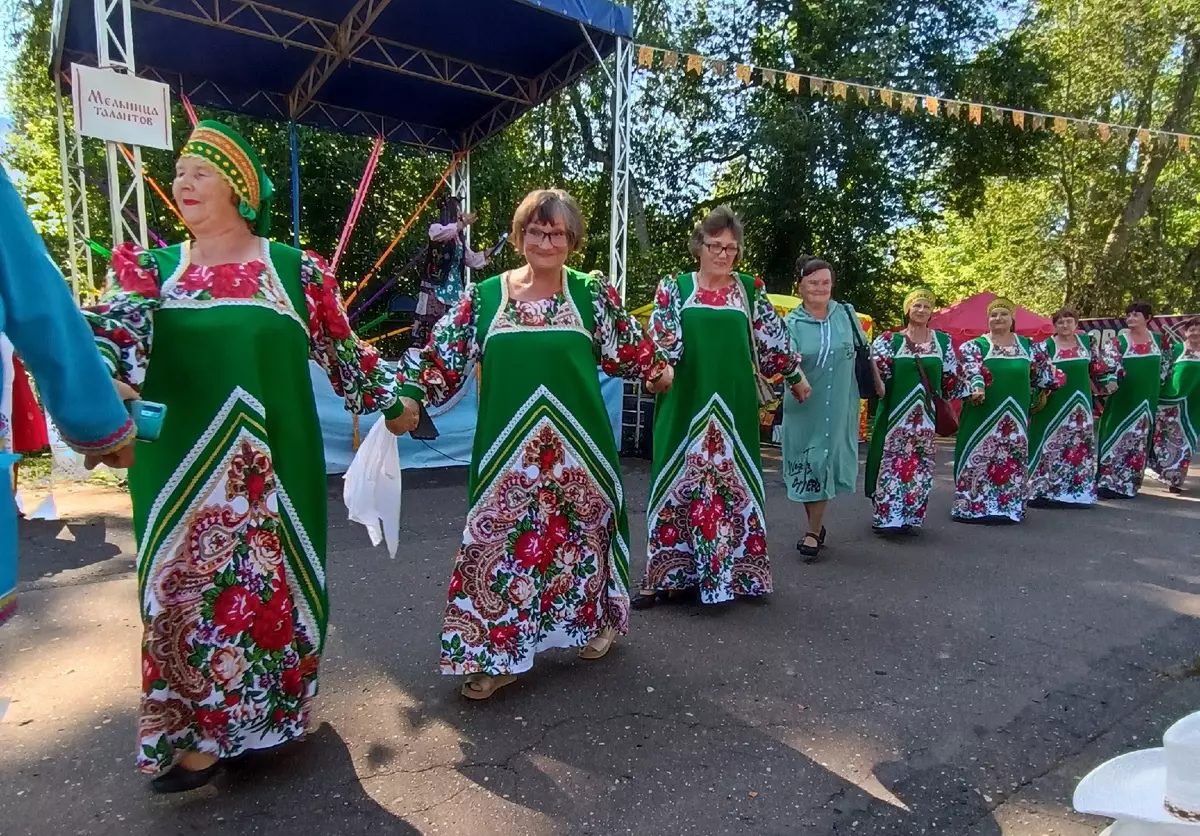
[762,68,777,86]
[810,78,825,95]
[833,81,848,99]
[945,101,961,118]
[686,54,703,75]
[637,46,654,68]
[901,94,917,112]
[1138,129,1151,145]
[786,73,800,93]
[1181,135,1192,153]
[663,51,679,69]
[880,89,895,107]
[1053,117,1067,135]
[1012,111,1025,129]
[969,104,982,124]
[736,64,752,84]
[1097,123,1111,141]
[853,85,870,102]
[925,96,939,116]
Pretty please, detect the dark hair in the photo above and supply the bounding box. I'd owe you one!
[438,194,462,225]
[1051,306,1079,324]
[511,189,585,252]
[688,205,744,259]
[794,255,834,282]
[1125,300,1153,321]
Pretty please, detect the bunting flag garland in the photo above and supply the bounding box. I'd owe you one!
[634,44,1200,154]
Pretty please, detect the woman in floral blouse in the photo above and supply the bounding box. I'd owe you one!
[393,189,669,700]
[84,121,405,792]
[952,297,1063,524]
[1097,301,1175,499]
[635,206,807,609]
[1027,307,1121,507]
[1150,318,1200,493]
[865,288,968,534]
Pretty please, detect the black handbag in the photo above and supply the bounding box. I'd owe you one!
[842,303,876,400]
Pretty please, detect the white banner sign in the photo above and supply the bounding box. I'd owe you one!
[71,64,173,150]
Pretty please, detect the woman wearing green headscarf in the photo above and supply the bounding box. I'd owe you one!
[84,121,406,792]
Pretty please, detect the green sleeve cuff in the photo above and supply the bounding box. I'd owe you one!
[382,399,407,420]
[784,370,803,387]
[397,383,425,404]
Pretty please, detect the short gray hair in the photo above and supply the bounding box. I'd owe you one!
[688,205,744,260]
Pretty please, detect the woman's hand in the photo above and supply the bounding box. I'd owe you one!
[85,440,135,471]
[645,366,674,394]
[969,387,985,405]
[791,377,812,403]
[1103,382,1118,396]
[385,397,422,436]
[113,378,139,402]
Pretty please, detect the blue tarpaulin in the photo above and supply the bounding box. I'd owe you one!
[53,0,632,151]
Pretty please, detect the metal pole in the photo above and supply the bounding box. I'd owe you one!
[54,75,81,302]
[290,121,301,248]
[608,38,633,302]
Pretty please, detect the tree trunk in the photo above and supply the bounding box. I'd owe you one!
[1096,32,1200,282]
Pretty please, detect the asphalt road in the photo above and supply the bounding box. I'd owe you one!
[1,449,1198,835]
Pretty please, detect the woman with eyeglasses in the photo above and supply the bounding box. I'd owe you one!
[394,189,669,700]
[782,256,883,561]
[634,206,808,610]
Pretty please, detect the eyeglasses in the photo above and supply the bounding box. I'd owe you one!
[704,242,740,258]
[526,228,570,248]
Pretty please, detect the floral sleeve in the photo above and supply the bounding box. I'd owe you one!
[749,277,803,385]
[397,284,479,408]
[954,339,986,398]
[649,275,683,364]
[1030,339,1065,392]
[872,334,895,383]
[937,335,961,399]
[593,277,669,382]
[82,242,161,389]
[301,251,402,418]
[1090,333,1121,391]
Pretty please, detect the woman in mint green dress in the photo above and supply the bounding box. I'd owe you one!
[84,122,404,792]
[1150,318,1200,493]
[1028,307,1121,506]
[1097,302,1175,499]
[635,207,807,608]
[395,190,668,701]
[782,257,883,560]
[952,297,1063,523]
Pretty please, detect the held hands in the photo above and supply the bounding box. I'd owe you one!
[969,387,986,405]
[644,365,674,395]
[791,377,812,403]
[85,378,140,471]
[385,397,422,436]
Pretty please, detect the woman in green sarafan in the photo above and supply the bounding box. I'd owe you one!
[952,296,1063,524]
[84,121,405,792]
[394,190,669,701]
[1150,317,1200,494]
[865,288,969,533]
[1097,301,1176,498]
[634,207,807,609]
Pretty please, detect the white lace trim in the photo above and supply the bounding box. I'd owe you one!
[482,270,591,350]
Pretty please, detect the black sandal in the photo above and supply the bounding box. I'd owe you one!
[150,761,221,794]
[797,532,821,562]
[817,526,827,545]
[631,590,664,610]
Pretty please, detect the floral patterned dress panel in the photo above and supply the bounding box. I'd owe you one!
[1151,345,1200,490]
[1097,333,1170,497]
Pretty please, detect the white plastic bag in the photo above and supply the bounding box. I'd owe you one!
[342,418,402,558]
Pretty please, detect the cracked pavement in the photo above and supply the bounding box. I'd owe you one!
[1,453,1198,835]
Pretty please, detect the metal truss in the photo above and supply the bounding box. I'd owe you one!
[55,75,95,301]
[448,151,472,282]
[93,0,149,249]
[608,37,632,302]
[287,0,393,119]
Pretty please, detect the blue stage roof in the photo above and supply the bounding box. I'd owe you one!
[52,0,632,152]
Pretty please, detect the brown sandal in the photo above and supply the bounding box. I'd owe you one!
[578,627,618,660]
[460,673,517,700]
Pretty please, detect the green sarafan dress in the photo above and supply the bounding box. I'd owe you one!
[643,273,801,604]
[1151,342,1200,490]
[397,270,666,676]
[84,240,401,774]
[952,336,1063,522]
[1097,330,1174,498]
[864,330,966,530]
[1027,334,1121,505]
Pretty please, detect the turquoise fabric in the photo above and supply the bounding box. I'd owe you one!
[0,168,131,624]
[781,300,867,502]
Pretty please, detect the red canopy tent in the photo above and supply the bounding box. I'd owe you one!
[930,292,1055,346]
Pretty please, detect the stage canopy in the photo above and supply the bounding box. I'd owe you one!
[930,292,1054,345]
[51,0,632,152]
